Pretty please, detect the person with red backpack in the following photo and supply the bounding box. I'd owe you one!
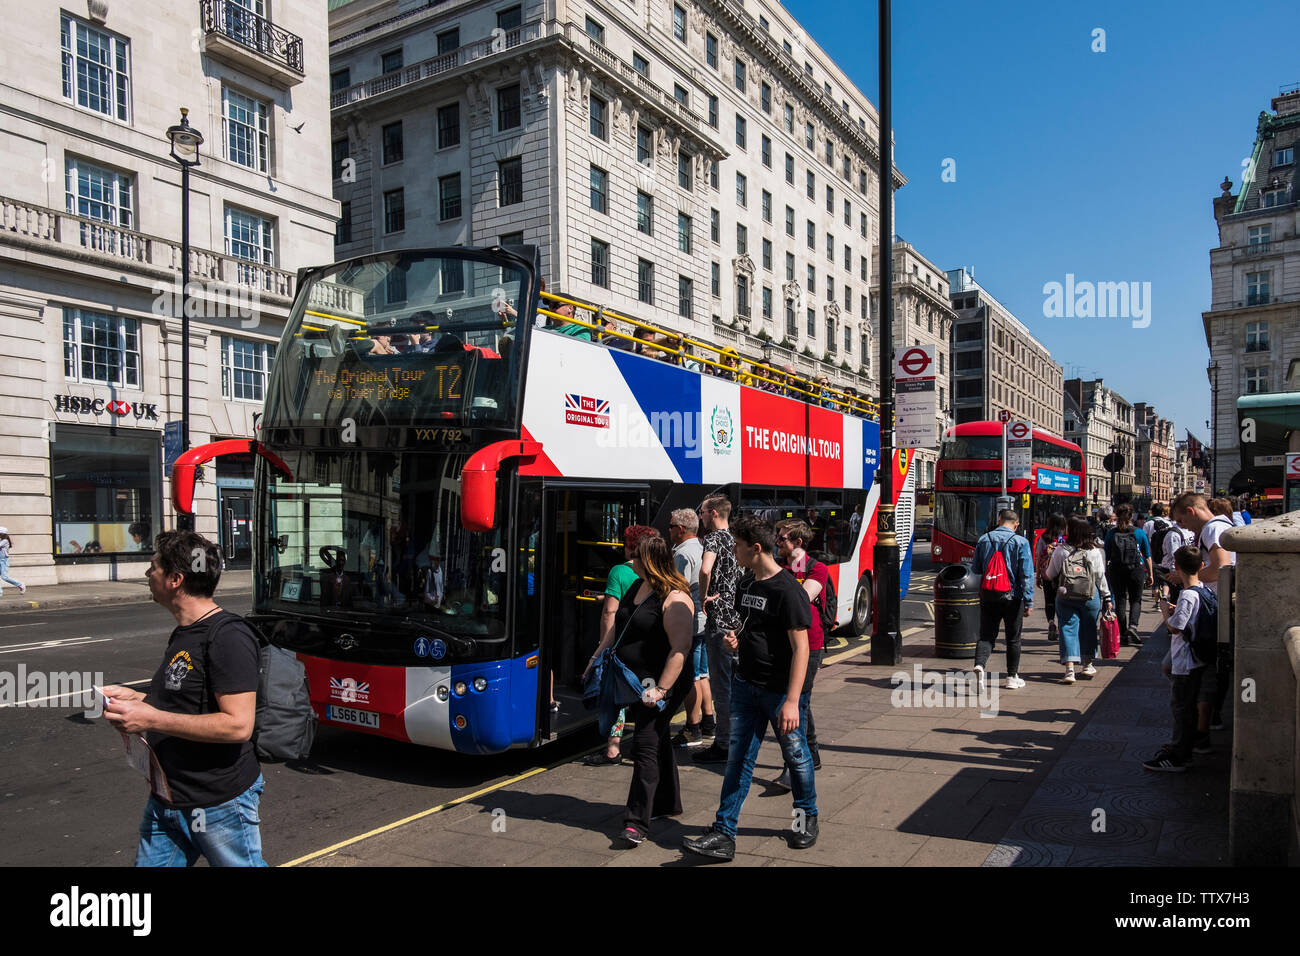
[772,518,829,788]
[972,509,1035,690]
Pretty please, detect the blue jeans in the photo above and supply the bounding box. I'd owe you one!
[136,775,267,867]
[1056,594,1101,664]
[705,627,737,747]
[714,678,817,839]
[690,635,709,681]
[0,555,22,593]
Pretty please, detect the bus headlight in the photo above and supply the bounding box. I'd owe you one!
[436,686,449,702]
[933,545,942,557]
[472,677,487,692]
[453,681,468,697]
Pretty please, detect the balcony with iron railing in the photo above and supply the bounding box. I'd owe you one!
[0,195,296,303]
[200,0,304,88]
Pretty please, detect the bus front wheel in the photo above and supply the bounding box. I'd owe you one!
[851,574,873,637]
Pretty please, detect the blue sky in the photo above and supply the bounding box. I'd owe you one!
[785,0,1298,441]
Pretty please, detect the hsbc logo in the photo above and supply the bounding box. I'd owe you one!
[54,395,159,421]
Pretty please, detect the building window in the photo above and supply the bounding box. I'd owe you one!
[706,32,718,68]
[639,125,654,165]
[1248,224,1271,247]
[806,220,815,249]
[62,309,139,387]
[760,81,771,113]
[436,102,461,149]
[1245,320,1269,352]
[637,191,654,235]
[762,238,772,271]
[825,185,834,213]
[807,308,816,337]
[383,189,405,233]
[783,103,794,133]
[381,49,403,74]
[225,207,274,286]
[711,261,720,296]
[843,155,851,180]
[734,59,746,92]
[806,264,815,293]
[60,14,130,122]
[440,260,464,295]
[1261,188,1285,207]
[585,16,605,44]
[381,121,403,164]
[589,94,608,139]
[736,172,747,207]
[499,158,523,206]
[331,138,349,179]
[708,95,718,128]
[859,169,867,194]
[497,5,523,30]
[806,170,815,199]
[843,244,851,271]
[826,233,834,262]
[761,135,771,168]
[65,157,133,252]
[439,174,461,220]
[223,87,270,172]
[52,425,159,556]
[590,165,608,213]
[497,84,521,131]
[678,275,693,318]
[591,238,609,288]
[785,252,795,281]
[221,336,276,402]
[1246,271,1270,305]
[736,276,750,317]
[330,69,350,94]
[736,223,747,255]
[1246,367,1268,394]
[843,199,851,227]
[633,52,650,77]
[786,303,797,337]
[711,208,720,243]
[860,212,868,238]
[784,205,794,237]
[805,122,815,150]
[785,153,794,184]
[761,190,772,223]
[844,324,852,354]
[673,3,687,41]
[861,257,869,281]
[673,83,688,106]
[735,114,747,149]
[1274,146,1294,167]
[762,285,772,319]
[436,28,459,55]
[335,200,351,245]
[638,259,655,304]
[826,318,836,352]
[678,213,692,253]
[677,149,692,189]
[825,139,833,166]
[826,275,834,300]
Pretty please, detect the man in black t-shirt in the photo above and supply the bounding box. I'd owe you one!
[682,515,818,862]
[103,531,266,867]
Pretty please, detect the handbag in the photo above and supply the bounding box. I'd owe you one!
[1099,609,1121,659]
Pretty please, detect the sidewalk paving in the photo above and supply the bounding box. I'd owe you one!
[0,574,252,613]
[301,594,1230,867]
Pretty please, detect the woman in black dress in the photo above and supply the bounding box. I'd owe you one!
[615,535,695,845]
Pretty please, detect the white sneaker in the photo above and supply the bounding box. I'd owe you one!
[1061,670,1077,684]
[1082,663,1097,677]
[1006,675,1025,689]
[17,584,25,594]
[973,664,986,691]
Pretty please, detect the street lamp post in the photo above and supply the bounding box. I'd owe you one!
[872,0,901,665]
[166,109,203,532]
[1207,360,1220,494]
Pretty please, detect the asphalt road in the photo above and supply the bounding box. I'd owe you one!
[0,555,940,867]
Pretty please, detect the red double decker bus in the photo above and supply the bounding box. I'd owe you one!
[931,422,1087,565]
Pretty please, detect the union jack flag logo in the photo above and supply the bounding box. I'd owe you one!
[330,676,370,704]
[564,394,611,428]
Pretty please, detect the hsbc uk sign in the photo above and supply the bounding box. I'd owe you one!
[55,395,159,421]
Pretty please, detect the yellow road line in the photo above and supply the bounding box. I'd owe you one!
[280,749,588,867]
[821,625,928,666]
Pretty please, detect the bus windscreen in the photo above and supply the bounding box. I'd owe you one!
[264,250,530,431]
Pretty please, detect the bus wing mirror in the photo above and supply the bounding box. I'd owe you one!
[460,440,542,532]
[172,440,293,516]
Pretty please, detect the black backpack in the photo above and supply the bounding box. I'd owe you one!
[818,570,837,635]
[1149,519,1174,567]
[1187,585,1219,666]
[1107,530,1144,581]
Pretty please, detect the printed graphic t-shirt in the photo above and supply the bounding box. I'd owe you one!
[703,529,741,632]
[146,610,261,810]
[733,568,812,693]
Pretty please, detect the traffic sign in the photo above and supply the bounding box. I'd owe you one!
[163,421,184,478]
[1008,421,1031,441]
[894,345,937,449]
[1103,451,1125,474]
[998,409,1011,424]
[1007,420,1033,481]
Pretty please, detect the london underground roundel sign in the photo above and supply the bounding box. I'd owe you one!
[1009,422,1030,440]
[899,348,932,377]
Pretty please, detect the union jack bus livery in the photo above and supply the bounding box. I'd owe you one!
[174,247,914,753]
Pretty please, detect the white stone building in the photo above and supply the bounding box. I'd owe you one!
[1063,377,1136,507]
[1204,86,1300,497]
[0,0,338,584]
[327,0,898,393]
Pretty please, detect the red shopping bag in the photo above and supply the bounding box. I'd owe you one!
[1099,611,1121,659]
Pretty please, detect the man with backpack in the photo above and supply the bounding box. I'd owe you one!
[772,518,831,788]
[101,531,267,866]
[1103,504,1153,646]
[1144,545,1217,772]
[971,509,1034,690]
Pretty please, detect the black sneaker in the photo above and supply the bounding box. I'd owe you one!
[1143,752,1188,772]
[621,825,646,846]
[811,747,822,771]
[788,814,819,849]
[672,725,703,748]
[699,716,717,738]
[1193,734,1212,755]
[692,743,729,764]
[682,827,735,861]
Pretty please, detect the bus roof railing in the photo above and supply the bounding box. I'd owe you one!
[537,291,879,421]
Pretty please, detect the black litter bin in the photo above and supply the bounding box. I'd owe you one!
[934,563,982,659]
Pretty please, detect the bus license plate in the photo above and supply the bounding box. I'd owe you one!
[327,705,381,729]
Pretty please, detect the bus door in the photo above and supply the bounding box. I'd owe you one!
[539,484,648,737]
